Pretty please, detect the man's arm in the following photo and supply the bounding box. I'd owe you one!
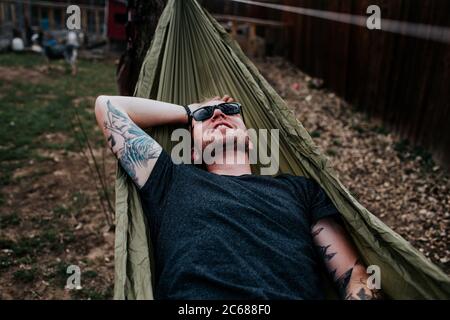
[311,217,382,300]
[95,95,189,129]
[94,96,190,187]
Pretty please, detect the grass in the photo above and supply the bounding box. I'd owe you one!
[0,52,47,67]
[0,236,42,257]
[0,256,14,270]
[52,204,71,218]
[70,286,113,300]
[71,191,89,217]
[0,53,116,190]
[46,261,71,287]
[51,191,89,219]
[0,227,76,258]
[0,212,21,227]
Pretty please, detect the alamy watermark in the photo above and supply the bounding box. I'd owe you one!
[366,5,381,30]
[366,264,381,290]
[65,264,82,290]
[170,126,280,175]
[66,5,81,30]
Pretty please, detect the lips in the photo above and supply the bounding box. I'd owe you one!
[213,122,233,129]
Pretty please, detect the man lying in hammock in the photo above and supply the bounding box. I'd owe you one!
[95,94,381,300]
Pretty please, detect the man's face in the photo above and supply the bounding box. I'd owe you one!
[191,99,249,162]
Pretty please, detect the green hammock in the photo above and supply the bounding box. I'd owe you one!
[113,0,450,299]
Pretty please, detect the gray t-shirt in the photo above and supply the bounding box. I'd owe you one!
[138,150,339,299]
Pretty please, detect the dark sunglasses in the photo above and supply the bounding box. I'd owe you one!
[192,102,242,122]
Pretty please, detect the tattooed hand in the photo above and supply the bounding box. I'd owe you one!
[345,277,383,300]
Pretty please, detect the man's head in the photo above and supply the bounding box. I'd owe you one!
[190,96,252,164]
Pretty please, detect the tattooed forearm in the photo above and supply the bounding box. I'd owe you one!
[311,227,324,238]
[311,218,383,300]
[103,100,162,186]
[334,260,358,295]
[316,244,337,261]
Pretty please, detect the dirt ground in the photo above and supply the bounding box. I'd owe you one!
[0,137,116,299]
[0,55,448,300]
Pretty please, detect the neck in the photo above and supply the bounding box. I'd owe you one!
[206,151,252,176]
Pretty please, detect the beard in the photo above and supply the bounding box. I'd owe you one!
[196,128,250,164]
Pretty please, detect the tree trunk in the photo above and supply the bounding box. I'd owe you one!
[116,0,167,96]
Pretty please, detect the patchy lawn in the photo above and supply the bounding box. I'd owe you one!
[0,53,117,299]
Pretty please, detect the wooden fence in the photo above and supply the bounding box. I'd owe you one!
[204,0,450,168]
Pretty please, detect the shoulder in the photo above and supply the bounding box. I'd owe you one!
[139,150,205,192]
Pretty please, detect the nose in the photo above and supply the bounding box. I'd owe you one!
[210,107,226,120]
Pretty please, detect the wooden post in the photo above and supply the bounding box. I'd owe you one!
[37,6,42,25]
[23,1,30,27]
[61,8,65,29]
[95,9,100,35]
[249,23,256,40]
[48,7,54,29]
[10,3,16,26]
[0,3,4,26]
[82,8,88,32]
[231,21,237,38]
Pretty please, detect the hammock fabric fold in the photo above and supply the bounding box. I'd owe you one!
[113,0,450,299]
